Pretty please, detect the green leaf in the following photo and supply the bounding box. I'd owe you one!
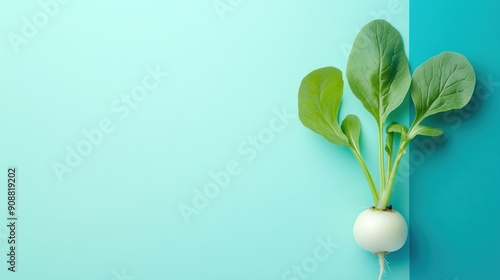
[298,67,349,146]
[346,19,411,124]
[384,131,393,156]
[341,114,362,152]
[407,125,444,139]
[411,51,476,123]
[386,122,408,135]
[385,122,408,154]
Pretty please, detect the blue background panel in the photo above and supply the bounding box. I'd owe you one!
[410,1,500,279]
[0,1,409,280]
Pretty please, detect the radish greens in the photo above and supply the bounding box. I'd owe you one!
[298,19,476,210]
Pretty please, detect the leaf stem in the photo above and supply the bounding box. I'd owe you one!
[350,147,379,205]
[385,151,392,187]
[378,122,385,195]
[377,139,409,209]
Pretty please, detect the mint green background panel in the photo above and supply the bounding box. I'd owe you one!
[409,1,500,279]
[0,1,409,279]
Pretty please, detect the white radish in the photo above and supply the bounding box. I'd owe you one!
[353,207,408,280]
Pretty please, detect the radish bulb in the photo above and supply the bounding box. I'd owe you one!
[353,207,408,280]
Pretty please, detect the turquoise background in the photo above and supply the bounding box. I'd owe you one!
[410,1,500,279]
[0,1,410,279]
